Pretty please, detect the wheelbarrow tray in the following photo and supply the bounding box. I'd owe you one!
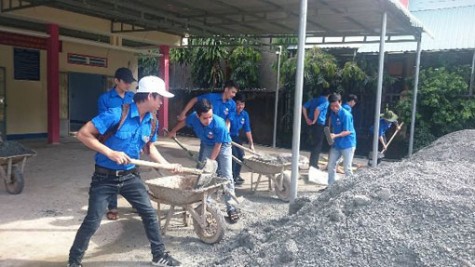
[145,175,226,206]
[242,156,291,175]
[0,153,36,165]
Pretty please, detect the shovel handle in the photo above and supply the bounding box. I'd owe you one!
[231,141,260,156]
[381,122,404,153]
[129,159,202,175]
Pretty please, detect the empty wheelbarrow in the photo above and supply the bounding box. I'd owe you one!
[145,175,228,244]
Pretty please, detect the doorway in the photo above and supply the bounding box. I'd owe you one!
[68,72,106,132]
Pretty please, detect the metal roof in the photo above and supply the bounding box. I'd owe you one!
[358,4,475,52]
[1,0,427,45]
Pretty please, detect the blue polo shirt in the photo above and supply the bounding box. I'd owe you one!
[229,110,251,137]
[197,93,236,121]
[342,103,352,113]
[370,119,393,137]
[186,113,232,146]
[303,96,329,125]
[98,87,134,113]
[92,103,158,170]
[330,108,356,150]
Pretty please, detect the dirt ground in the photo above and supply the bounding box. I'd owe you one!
[0,136,366,267]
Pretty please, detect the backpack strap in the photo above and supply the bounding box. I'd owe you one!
[98,104,130,143]
[143,115,158,155]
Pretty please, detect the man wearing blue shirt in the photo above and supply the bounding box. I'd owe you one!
[302,89,331,169]
[168,99,240,223]
[176,80,238,127]
[68,76,181,267]
[327,93,357,186]
[97,67,136,220]
[342,94,358,113]
[229,93,254,185]
[370,109,400,151]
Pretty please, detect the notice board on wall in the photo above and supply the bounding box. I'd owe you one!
[14,48,40,81]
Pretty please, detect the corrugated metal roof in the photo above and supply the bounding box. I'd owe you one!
[410,0,475,11]
[358,4,475,53]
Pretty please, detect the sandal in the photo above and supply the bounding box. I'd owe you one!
[106,210,119,220]
[227,209,240,224]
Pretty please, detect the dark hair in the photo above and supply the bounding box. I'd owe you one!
[328,93,341,103]
[347,94,358,103]
[224,80,239,90]
[194,99,213,116]
[133,92,159,103]
[321,88,332,96]
[234,92,246,103]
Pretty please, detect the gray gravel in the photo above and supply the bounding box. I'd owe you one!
[201,130,475,266]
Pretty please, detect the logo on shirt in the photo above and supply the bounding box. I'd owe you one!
[207,131,214,139]
[241,118,245,125]
[336,118,341,126]
[224,108,229,115]
[142,135,150,143]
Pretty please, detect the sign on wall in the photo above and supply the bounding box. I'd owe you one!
[14,48,40,81]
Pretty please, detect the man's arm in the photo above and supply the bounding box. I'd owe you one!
[210,143,222,160]
[77,121,130,164]
[177,97,198,121]
[379,136,387,149]
[312,108,321,125]
[167,120,187,138]
[302,106,312,125]
[245,132,255,150]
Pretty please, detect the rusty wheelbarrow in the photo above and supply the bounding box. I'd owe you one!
[145,175,229,244]
[0,141,36,194]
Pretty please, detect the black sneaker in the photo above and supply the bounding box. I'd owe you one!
[234,179,243,186]
[237,176,245,182]
[67,263,82,267]
[152,251,181,266]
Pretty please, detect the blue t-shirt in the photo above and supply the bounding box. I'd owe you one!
[197,93,236,121]
[97,87,134,113]
[186,113,232,146]
[342,103,352,113]
[92,103,158,170]
[370,119,392,137]
[303,96,329,125]
[229,110,251,137]
[330,108,356,150]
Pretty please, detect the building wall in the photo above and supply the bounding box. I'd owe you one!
[0,40,137,137]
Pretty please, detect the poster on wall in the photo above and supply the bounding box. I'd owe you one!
[14,48,40,81]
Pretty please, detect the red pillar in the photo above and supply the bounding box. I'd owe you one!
[158,45,170,132]
[47,24,60,144]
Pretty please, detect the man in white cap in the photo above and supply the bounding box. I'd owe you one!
[68,76,181,266]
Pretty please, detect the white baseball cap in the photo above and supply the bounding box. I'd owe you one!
[137,76,174,98]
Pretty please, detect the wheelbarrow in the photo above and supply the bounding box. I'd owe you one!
[145,175,229,244]
[0,141,36,194]
[231,142,292,202]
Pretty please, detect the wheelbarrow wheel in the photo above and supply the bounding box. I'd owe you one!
[4,166,24,194]
[274,170,291,202]
[192,203,225,244]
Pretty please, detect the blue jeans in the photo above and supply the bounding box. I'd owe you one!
[107,195,117,210]
[231,135,244,179]
[327,147,356,185]
[69,171,165,265]
[199,142,236,212]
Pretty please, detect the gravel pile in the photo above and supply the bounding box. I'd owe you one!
[203,130,475,266]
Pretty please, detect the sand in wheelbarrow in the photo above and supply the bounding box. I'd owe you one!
[199,130,475,267]
[0,141,35,157]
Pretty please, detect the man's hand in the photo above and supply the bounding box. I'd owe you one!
[305,118,313,125]
[166,131,176,138]
[107,151,131,165]
[330,133,337,140]
[169,163,183,173]
[249,143,255,151]
[177,114,186,122]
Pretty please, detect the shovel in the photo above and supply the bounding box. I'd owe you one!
[231,141,277,162]
[129,158,218,188]
[368,122,404,165]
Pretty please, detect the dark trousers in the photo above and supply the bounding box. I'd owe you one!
[309,124,325,168]
[69,171,165,264]
[231,135,244,179]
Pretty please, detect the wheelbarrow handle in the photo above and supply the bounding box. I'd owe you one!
[129,159,203,175]
[231,141,260,156]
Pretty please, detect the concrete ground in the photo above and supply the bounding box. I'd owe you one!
[0,136,366,267]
